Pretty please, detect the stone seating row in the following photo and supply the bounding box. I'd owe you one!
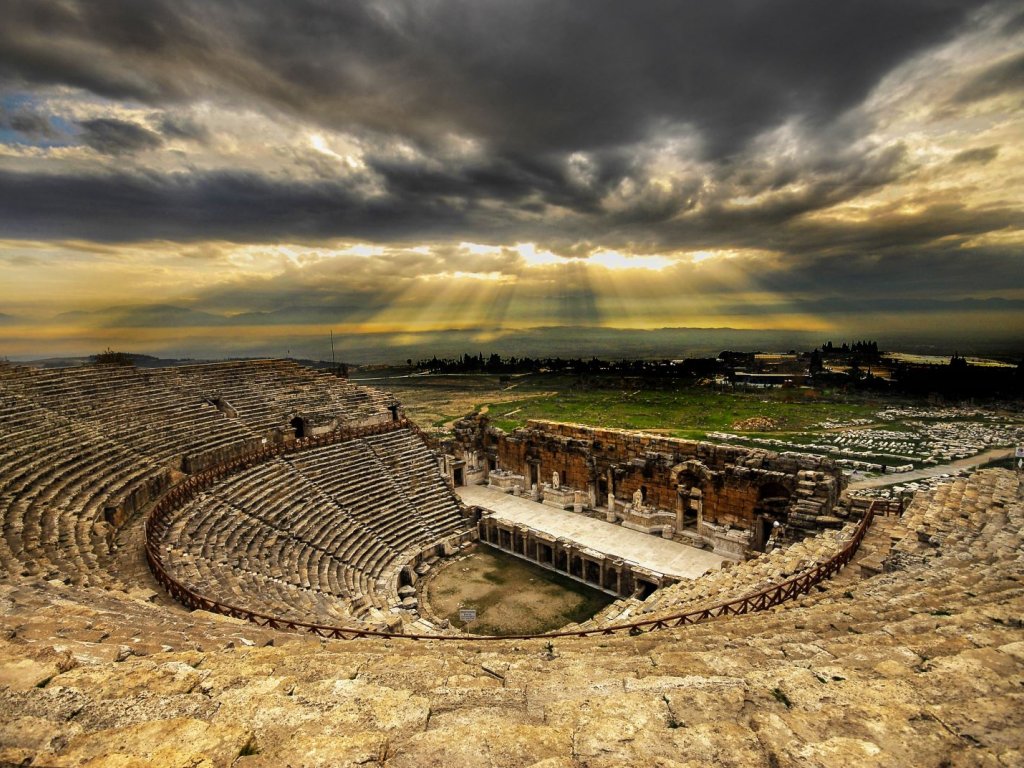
[364,429,467,536]
[158,549,357,626]
[571,522,861,631]
[170,491,359,601]
[0,395,170,588]
[161,359,396,434]
[214,459,409,567]
[0,360,393,471]
[0,580,305,664]
[286,439,436,548]
[156,428,470,627]
[0,360,401,602]
[2,365,261,470]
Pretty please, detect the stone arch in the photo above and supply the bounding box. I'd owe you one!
[757,480,791,503]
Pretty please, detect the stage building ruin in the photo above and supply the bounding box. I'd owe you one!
[448,415,846,561]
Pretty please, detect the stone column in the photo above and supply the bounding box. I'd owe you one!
[690,488,704,530]
[612,559,624,595]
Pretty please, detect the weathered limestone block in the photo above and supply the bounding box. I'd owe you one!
[387,719,572,768]
[0,715,83,754]
[43,717,253,768]
[0,658,64,691]
[236,729,387,768]
[53,658,207,697]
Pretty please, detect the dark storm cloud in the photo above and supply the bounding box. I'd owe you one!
[1,149,1017,256]
[0,0,985,158]
[77,118,163,155]
[951,146,1000,165]
[0,0,216,103]
[0,107,57,139]
[0,170,474,242]
[1,0,1020,322]
[749,243,1024,299]
[950,51,1024,104]
[157,114,209,142]
[0,0,1006,251]
[3,0,990,245]
[368,151,608,216]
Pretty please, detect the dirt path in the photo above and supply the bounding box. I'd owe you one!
[848,447,1015,489]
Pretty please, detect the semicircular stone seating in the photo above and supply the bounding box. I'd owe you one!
[0,358,1022,765]
[0,443,1019,768]
[0,358,455,605]
[155,428,471,629]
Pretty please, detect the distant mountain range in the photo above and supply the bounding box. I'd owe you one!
[10,323,1022,368]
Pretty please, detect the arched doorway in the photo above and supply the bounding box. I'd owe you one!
[753,481,790,551]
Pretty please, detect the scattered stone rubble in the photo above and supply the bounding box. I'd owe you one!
[730,416,779,431]
[711,405,1022,475]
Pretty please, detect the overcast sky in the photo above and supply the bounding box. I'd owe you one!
[1,0,1022,358]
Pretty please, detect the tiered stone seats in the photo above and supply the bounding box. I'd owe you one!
[886,470,1021,566]
[155,428,469,627]
[167,359,397,434]
[1,469,1020,767]
[1,364,263,471]
[0,579,305,663]
[162,468,375,623]
[0,359,405,605]
[363,429,467,537]
[1,354,1019,766]
[287,429,465,550]
[0,389,169,588]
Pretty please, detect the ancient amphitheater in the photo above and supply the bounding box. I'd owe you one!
[0,359,1021,767]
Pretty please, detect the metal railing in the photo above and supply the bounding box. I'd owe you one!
[145,432,884,642]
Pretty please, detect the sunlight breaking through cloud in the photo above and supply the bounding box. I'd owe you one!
[0,1,1021,358]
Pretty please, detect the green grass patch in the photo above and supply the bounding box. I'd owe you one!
[477,385,881,436]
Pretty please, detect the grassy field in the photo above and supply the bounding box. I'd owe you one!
[367,372,886,439]
[424,545,614,636]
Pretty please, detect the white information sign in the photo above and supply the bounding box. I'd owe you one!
[1016,446,1024,459]
[458,608,477,623]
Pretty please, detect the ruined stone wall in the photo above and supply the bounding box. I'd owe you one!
[494,429,593,491]
[452,416,845,541]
